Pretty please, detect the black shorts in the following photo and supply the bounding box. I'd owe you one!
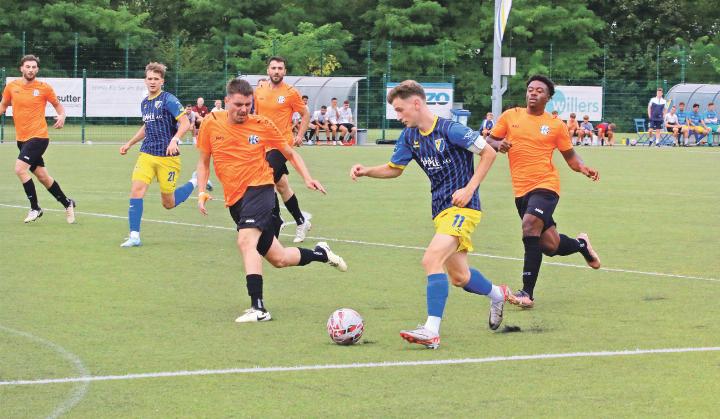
[515,188,559,232]
[17,138,49,171]
[228,185,281,256]
[339,123,355,131]
[266,149,289,183]
[648,120,664,129]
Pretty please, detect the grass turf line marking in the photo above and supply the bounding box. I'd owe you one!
[1,203,717,283]
[1,346,718,387]
[0,325,90,417]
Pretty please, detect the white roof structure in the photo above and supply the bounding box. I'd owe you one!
[667,84,720,113]
[239,75,366,124]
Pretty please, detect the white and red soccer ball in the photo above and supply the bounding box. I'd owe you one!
[327,308,364,345]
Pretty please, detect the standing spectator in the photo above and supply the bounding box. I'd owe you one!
[191,97,209,144]
[310,105,331,144]
[566,113,580,145]
[596,122,616,146]
[703,102,719,146]
[479,112,494,139]
[675,102,691,146]
[337,100,357,144]
[664,105,682,146]
[210,99,223,113]
[327,97,341,145]
[183,104,196,143]
[647,88,667,147]
[579,115,594,145]
[688,103,708,145]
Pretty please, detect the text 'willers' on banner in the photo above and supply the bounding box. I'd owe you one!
[5,77,148,118]
[386,82,454,120]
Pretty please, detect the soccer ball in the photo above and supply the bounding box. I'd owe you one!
[326,308,364,345]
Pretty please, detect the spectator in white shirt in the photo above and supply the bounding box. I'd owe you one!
[337,100,357,145]
[210,99,223,113]
[310,105,331,144]
[327,97,341,145]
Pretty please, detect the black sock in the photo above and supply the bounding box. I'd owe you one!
[522,236,543,298]
[576,237,594,262]
[549,234,583,256]
[246,274,265,311]
[47,181,71,208]
[284,194,305,225]
[298,247,328,266]
[22,180,40,210]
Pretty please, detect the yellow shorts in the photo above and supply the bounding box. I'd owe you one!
[433,207,482,252]
[131,152,181,193]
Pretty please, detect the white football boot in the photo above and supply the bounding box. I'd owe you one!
[235,308,272,323]
[24,208,43,223]
[315,241,347,272]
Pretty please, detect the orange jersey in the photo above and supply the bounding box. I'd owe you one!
[253,81,306,144]
[197,111,287,206]
[2,79,60,141]
[491,107,573,197]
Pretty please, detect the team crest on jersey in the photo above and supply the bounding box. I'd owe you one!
[434,138,446,152]
[412,139,420,148]
[248,135,260,144]
[277,96,286,104]
[540,125,550,135]
[154,101,163,109]
[33,89,40,97]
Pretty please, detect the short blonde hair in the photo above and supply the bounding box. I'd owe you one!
[387,80,425,104]
[145,62,167,78]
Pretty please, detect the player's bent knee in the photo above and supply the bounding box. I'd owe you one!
[448,271,470,287]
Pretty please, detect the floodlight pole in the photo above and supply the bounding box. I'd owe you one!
[491,0,507,117]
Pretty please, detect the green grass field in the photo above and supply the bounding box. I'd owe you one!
[1,143,719,417]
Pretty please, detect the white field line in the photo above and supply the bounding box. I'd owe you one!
[0,325,90,418]
[1,346,719,387]
[1,203,717,283]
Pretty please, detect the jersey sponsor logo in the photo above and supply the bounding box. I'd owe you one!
[248,135,259,144]
[412,139,420,149]
[434,138,446,152]
[512,124,520,128]
[33,89,40,97]
[154,101,163,109]
[540,125,550,135]
[214,136,224,142]
[277,96,285,104]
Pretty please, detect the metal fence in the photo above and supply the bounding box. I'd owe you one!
[2,31,719,142]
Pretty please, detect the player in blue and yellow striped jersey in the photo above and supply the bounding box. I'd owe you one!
[350,80,510,349]
[118,62,195,247]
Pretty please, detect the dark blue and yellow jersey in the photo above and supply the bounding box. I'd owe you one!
[389,116,486,218]
[140,91,185,156]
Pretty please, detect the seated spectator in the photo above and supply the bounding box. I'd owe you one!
[337,100,357,144]
[183,104,196,144]
[703,102,719,146]
[688,103,709,145]
[664,105,683,146]
[479,112,494,138]
[596,122,616,146]
[310,105,332,144]
[675,102,691,146]
[566,113,580,145]
[210,99,223,113]
[327,97,341,145]
[579,115,594,145]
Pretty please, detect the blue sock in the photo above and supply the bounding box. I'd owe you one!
[463,268,493,295]
[426,273,449,318]
[128,198,143,232]
[172,181,195,207]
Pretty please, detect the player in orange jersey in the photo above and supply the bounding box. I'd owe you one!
[253,56,313,243]
[195,78,346,323]
[0,54,76,224]
[488,75,601,309]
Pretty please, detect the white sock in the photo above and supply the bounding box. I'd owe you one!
[424,316,441,334]
[189,178,198,188]
[488,285,504,303]
[129,231,140,239]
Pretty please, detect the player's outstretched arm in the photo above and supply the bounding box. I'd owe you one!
[452,145,497,207]
[196,151,212,215]
[561,149,599,181]
[120,125,146,155]
[279,144,326,194]
[486,135,512,153]
[350,163,403,180]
